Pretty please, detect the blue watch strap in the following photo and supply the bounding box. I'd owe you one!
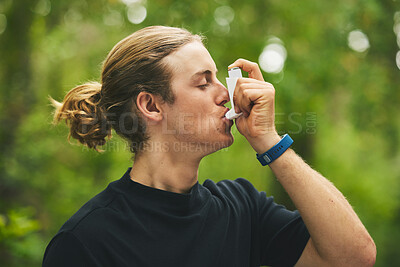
[256,134,293,166]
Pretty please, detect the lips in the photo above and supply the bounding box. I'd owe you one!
[222,107,230,118]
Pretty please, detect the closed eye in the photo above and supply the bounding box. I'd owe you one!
[198,83,210,89]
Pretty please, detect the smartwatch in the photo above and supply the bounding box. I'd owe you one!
[256,134,293,166]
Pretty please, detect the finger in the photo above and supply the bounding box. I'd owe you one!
[232,78,275,113]
[232,79,273,108]
[228,58,264,81]
[236,78,273,89]
[233,88,253,115]
[237,89,262,115]
[234,86,275,116]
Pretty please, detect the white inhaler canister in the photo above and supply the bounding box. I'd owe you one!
[225,67,243,120]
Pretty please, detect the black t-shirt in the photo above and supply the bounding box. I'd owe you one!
[43,168,309,267]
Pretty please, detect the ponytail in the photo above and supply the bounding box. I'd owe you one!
[50,82,111,151]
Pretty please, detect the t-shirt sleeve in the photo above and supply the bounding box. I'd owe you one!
[42,231,98,267]
[235,178,310,267]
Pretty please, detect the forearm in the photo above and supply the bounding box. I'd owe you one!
[229,58,375,265]
[269,148,376,265]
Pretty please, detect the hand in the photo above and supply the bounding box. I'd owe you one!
[228,59,281,154]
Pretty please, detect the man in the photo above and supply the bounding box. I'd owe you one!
[43,26,376,266]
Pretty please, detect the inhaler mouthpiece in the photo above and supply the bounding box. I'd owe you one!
[225,67,243,120]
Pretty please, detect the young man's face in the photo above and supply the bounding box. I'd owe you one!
[161,41,234,155]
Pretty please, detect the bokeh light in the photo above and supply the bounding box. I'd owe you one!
[347,30,370,53]
[258,38,287,74]
[33,0,51,16]
[127,5,147,24]
[103,10,123,26]
[64,8,82,29]
[0,14,6,35]
[121,0,142,5]
[214,6,235,26]
[394,12,400,49]
[394,21,400,39]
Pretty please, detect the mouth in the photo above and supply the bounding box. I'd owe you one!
[222,107,230,118]
[222,111,234,128]
[223,116,234,132]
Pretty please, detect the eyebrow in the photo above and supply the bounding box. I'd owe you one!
[190,69,218,81]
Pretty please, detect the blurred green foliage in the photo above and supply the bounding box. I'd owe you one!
[0,0,399,266]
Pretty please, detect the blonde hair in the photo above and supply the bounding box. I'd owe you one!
[51,26,203,153]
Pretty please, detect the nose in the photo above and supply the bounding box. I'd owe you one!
[215,79,230,106]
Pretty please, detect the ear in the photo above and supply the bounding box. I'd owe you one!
[136,92,163,122]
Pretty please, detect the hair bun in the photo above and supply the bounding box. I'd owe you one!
[50,82,111,151]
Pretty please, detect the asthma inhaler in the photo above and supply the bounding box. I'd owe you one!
[225,67,243,120]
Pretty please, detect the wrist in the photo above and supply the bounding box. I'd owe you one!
[248,133,281,154]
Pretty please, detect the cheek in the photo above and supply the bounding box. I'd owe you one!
[175,103,202,133]
[198,108,222,135]
[173,94,217,133]
[180,97,209,119]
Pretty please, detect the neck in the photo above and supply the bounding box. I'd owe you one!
[129,142,204,194]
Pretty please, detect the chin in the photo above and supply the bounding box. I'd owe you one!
[224,133,235,147]
[209,134,234,153]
